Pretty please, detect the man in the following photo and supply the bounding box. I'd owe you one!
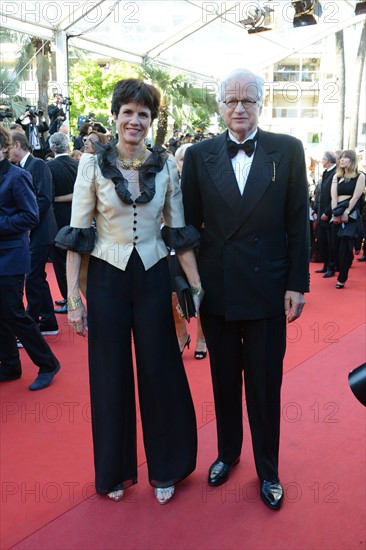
[9,132,59,334]
[181,68,310,510]
[16,107,49,159]
[314,151,337,277]
[47,94,66,135]
[0,125,61,390]
[48,132,78,312]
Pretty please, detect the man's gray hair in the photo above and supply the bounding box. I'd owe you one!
[217,68,265,106]
[323,151,336,164]
[49,132,70,154]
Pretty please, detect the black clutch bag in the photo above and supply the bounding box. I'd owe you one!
[175,275,196,321]
[332,199,349,217]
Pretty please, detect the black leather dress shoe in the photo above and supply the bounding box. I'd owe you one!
[29,363,61,391]
[323,270,335,278]
[260,480,283,510]
[54,304,68,314]
[315,267,327,273]
[357,255,366,262]
[208,458,240,486]
[55,299,67,306]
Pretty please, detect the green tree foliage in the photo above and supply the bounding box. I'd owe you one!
[69,57,218,141]
[140,59,218,143]
[69,59,139,133]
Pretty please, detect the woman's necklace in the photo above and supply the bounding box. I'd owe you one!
[117,145,146,170]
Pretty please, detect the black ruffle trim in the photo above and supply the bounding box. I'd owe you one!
[94,140,169,205]
[55,226,95,253]
[161,224,200,251]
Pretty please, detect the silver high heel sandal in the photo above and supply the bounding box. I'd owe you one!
[107,484,124,502]
[154,485,175,505]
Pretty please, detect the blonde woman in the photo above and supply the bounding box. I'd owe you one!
[331,150,365,288]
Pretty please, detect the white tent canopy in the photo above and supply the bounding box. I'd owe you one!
[1,0,365,84]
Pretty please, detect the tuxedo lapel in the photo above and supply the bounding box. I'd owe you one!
[23,155,34,171]
[203,132,242,213]
[226,129,284,238]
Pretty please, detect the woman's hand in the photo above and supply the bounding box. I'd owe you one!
[68,303,88,337]
[340,212,349,223]
[332,216,342,224]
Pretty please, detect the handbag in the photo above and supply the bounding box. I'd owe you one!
[174,275,196,321]
[332,199,349,217]
[337,216,363,239]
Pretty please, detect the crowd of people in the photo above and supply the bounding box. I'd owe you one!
[0,69,365,511]
[310,149,365,288]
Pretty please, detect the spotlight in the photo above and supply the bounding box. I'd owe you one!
[292,0,318,27]
[239,4,273,34]
[355,1,366,16]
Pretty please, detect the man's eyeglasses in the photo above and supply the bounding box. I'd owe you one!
[222,98,258,109]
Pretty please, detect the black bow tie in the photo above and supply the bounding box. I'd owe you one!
[227,137,257,158]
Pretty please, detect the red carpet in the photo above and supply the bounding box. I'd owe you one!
[1,259,365,550]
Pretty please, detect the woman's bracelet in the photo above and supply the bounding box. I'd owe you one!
[191,286,205,299]
[67,295,83,311]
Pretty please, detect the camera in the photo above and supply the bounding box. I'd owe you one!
[62,97,72,107]
[0,105,13,120]
[26,105,40,118]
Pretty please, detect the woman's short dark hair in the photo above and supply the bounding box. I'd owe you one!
[111,79,161,120]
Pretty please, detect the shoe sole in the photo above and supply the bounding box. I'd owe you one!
[260,492,283,511]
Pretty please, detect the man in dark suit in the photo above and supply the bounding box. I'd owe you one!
[9,132,59,334]
[180,68,310,510]
[48,132,79,312]
[314,151,337,277]
[0,125,61,390]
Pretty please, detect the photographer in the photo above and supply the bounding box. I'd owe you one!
[47,94,67,135]
[16,106,49,159]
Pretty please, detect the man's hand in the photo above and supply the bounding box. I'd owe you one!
[284,290,305,323]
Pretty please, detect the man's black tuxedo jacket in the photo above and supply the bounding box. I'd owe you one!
[47,155,78,229]
[317,165,336,224]
[181,128,310,321]
[23,154,58,247]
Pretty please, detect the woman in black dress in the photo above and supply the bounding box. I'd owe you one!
[331,150,365,288]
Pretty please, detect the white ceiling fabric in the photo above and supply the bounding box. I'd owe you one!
[1,0,364,79]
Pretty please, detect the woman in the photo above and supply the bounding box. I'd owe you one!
[82,130,108,154]
[56,79,202,505]
[171,144,207,358]
[331,150,365,288]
